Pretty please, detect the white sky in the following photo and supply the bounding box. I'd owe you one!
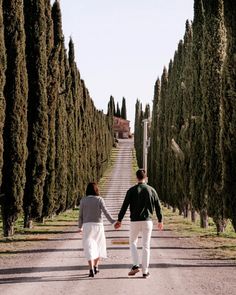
[59,0,194,131]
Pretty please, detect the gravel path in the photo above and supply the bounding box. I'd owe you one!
[0,139,236,295]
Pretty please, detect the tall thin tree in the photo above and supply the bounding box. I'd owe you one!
[0,0,6,187]
[190,0,208,227]
[23,0,48,227]
[202,0,226,233]
[221,0,236,231]
[52,0,68,214]
[1,0,28,236]
[121,97,127,120]
[42,0,60,219]
[116,102,121,117]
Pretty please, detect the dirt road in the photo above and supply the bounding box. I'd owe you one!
[0,139,236,295]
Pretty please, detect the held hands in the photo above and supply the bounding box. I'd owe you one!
[114,221,121,230]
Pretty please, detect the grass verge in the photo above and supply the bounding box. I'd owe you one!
[163,206,236,259]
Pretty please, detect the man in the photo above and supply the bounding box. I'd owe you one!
[114,169,163,278]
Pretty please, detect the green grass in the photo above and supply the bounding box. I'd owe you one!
[99,147,120,190]
[0,209,79,241]
[163,206,236,238]
[163,206,236,259]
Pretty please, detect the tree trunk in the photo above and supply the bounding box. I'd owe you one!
[35,216,45,224]
[200,209,208,228]
[215,218,227,235]
[24,215,33,229]
[3,218,14,237]
[191,208,196,223]
[183,204,189,218]
[232,217,236,233]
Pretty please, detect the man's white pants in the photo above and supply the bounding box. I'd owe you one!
[129,220,153,274]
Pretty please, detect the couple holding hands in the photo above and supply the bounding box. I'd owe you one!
[78,169,163,278]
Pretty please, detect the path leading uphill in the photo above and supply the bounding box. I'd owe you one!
[0,139,236,295]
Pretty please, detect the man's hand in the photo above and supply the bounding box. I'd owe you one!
[114,221,121,229]
[157,222,163,231]
[78,228,83,233]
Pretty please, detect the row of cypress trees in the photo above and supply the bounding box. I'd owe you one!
[135,0,236,233]
[0,0,113,236]
[107,95,127,120]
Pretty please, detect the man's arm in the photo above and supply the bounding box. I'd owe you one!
[117,190,131,222]
[153,189,163,230]
[153,190,162,222]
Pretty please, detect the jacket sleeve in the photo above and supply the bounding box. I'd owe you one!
[78,200,83,228]
[118,190,130,222]
[153,190,163,222]
[100,198,115,224]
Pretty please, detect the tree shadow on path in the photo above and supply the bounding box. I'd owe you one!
[1,261,236,277]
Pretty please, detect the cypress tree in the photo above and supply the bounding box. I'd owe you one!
[116,102,121,117]
[94,111,103,179]
[23,0,48,227]
[221,0,236,231]
[144,104,150,119]
[180,21,193,219]
[121,97,127,120]
[134,99,143,168]
[65,50,75,209]
[77,79,88,196]
[163,59,175,208]
[158,67,168,203]
[202,0,226,233]
[52,0,68,214]
[148,78,161,188]
[1,0,28,236]
[190,0,208,227]
[165,59,176,209]
[106,100,114,143]
[42,0,59,219]
[107,95,115,116]
[0,0,6,187]
[68,38,80,208]
[171,41,186,214]
[42,46,60,218]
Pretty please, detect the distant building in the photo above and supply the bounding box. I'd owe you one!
[113,116,131,139]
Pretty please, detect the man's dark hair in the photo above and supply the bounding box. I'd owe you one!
[86,182,100,196]
[136,169,146,180]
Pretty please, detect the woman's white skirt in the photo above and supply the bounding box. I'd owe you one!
[82,222,107,260]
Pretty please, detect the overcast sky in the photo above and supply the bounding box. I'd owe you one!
[59,0,194,130]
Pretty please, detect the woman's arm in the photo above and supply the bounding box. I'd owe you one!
[100,198,115,224]
[78,200,83,228]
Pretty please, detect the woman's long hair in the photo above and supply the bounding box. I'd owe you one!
[86,182,100,196]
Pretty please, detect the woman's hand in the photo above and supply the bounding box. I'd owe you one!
[78,228,83,233]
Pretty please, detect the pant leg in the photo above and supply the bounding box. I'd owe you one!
[141,220,153,274]
[129,221,141,266]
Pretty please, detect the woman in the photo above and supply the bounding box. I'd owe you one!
[78,182,115,277]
